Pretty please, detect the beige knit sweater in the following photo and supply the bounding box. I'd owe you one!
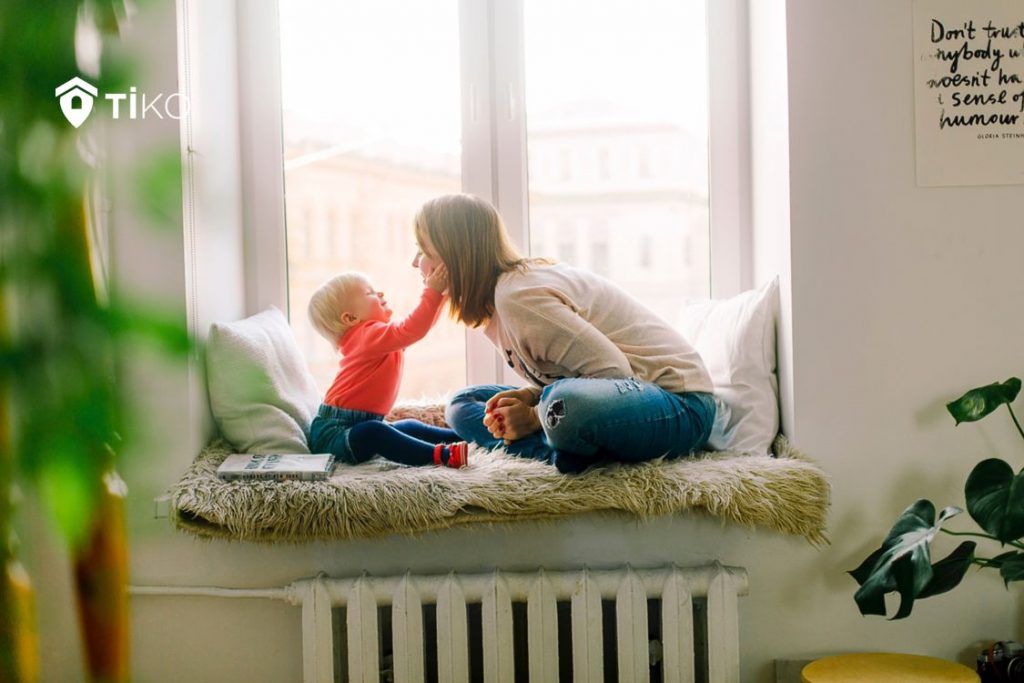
[482,263,713,394]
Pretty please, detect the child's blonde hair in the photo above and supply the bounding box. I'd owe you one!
[307,272,368,346]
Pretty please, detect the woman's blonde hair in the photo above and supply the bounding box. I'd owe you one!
[307,272,368,346]
[414,194,544,327]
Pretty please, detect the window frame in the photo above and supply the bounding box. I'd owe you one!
[236,0,752,387]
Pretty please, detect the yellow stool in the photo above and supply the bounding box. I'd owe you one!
[802,653,979,682]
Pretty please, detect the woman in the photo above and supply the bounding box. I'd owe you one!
[412,193,716,473]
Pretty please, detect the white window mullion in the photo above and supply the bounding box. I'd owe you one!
[459,0,496,203]
[237,0,288,317]
[460,0,505,387]
[489,0,530,388]
[707,0,752,298]
[490,0,529,252]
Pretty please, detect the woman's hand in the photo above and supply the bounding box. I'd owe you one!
[485,386,540,410]
[425,264,449,294]
[483,387,542,443]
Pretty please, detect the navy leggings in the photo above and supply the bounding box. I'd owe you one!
[309,405,460,466]
[348,419,459,466]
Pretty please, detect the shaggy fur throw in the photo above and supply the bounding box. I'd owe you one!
[170,405,829,545]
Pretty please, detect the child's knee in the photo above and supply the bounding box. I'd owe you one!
[346,421,388,463]
[348,420,385,448]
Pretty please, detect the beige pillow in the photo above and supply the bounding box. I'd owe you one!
[206,308,320,453]
[677,278,780,456]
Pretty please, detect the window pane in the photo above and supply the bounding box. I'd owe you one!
[523,0,711,322]
[279,0,465,400]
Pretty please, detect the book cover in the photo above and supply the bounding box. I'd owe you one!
[216,453,336,482]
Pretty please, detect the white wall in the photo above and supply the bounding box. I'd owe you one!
[765,0,1024,674]
[29,1,1024,682]
[742,0,1024,675]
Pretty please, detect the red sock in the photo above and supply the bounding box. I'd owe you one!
[447,442,468,469]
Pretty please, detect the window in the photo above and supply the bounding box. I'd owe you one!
[637,146,651,179]
[239,0,749,394]
[639,235,653,269]
[592,241,610,277]
[558,149,572,182]
[558,240,577,265]
[522,0,711,323]
[279,0,466,398]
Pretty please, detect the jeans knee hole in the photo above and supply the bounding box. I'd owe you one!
[545,399,567,429]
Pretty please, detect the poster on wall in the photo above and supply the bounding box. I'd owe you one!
[914,0,1024,186]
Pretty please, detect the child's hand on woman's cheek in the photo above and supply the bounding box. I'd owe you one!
[426,264,449,293]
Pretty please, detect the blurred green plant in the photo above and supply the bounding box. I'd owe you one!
[849,378,1024,620]
[1,0,191,679]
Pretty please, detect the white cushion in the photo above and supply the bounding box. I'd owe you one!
[206,308,321,454]
[677,278,779,456]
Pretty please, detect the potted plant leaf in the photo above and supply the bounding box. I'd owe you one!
[849,378,1024,619]
[1,1,191,680]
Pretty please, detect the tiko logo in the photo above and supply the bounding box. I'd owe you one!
[55,77,97,128]
[55,77,188,127]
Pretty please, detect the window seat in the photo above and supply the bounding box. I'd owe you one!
[189,290,815,544]
[169,407,829,545]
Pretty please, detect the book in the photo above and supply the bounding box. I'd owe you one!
[216,453,336,482]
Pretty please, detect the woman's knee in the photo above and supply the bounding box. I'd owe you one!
[447,385,481,407]
[537,381,600,431]
[445,390,474,428]
[537,382,601,453]
[445,385,505,426]
[445,387,482,431]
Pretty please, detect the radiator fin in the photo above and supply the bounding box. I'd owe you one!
[570,569,605,681]
[436,573,469,683]
[346,577,379,683]
[616,568,650,682]
[661,569,696,683]
[301,578,335,683]
[482,572,514,682]
[392,574,424,683]
[526,570,559,681]
[706,567,741,683]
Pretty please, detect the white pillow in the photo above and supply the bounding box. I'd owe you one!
[206,308,321,454]
[677,278,779,456]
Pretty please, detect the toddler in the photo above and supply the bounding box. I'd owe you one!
[307,267,468,468]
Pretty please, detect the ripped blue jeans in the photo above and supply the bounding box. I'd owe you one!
[445,378,716,468]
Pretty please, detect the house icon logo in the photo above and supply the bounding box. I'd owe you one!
[55,77,98,128]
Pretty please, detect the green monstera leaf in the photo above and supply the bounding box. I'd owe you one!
[916,541,976,599]
[976,550,1021,570]
[946,378,1021,425]
[996,553,1024,586]
[849,499,976,619]
[964,458,1024,543]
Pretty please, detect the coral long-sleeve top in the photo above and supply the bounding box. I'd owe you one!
[323,288,444,415]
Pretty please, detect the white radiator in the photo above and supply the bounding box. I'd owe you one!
[294,563,748,683]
